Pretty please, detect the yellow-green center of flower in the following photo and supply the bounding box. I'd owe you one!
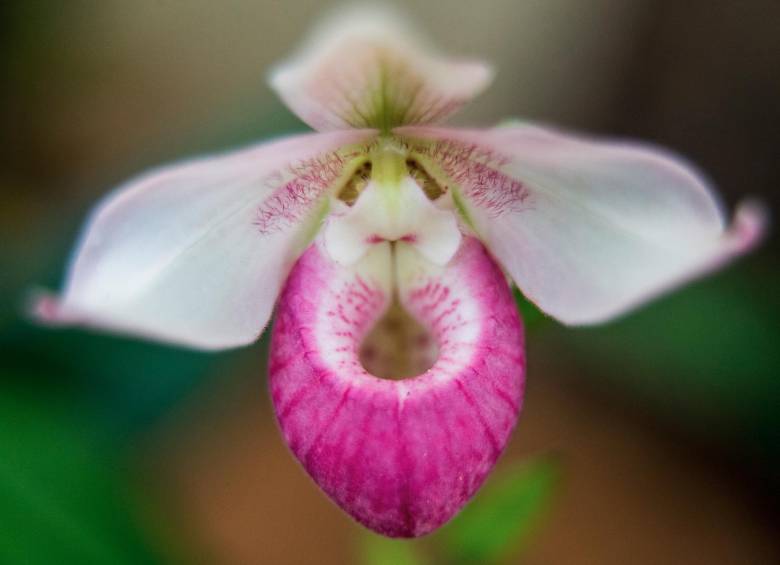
[325,137,462,267]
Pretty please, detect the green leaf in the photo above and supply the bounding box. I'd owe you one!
[558,259,780,467]
[0,386,164,564]
[440,456,560,564]
[360,533,428,565]
[0,322,256,442]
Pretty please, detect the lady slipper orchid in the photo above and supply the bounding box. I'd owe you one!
[36,9,765,538]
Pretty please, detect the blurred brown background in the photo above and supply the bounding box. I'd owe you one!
[1,1,779,564]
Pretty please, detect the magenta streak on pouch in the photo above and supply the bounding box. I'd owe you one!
[269,237,525,537]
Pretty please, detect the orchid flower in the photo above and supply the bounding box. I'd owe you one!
[36,9,765,538]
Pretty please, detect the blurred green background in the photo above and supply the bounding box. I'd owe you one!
[1,1,778,563]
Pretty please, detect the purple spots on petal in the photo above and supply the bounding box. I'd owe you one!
[254,148,364,235]
[411,140,532,218]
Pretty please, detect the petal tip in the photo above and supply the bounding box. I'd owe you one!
[26,290,70,327]
[730,198,769,253]
[268,4,421,88]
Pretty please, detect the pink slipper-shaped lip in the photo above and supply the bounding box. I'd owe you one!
[269,236,525,537]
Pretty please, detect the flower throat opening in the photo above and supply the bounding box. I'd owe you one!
[358,300,438,380]
[356,240,439,380]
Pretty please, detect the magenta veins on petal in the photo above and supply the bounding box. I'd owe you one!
[270,237,525,537]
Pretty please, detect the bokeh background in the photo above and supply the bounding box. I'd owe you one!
[1,1,779,563]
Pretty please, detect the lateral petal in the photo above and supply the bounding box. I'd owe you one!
[399,124,766,324]
[35,130,375,349]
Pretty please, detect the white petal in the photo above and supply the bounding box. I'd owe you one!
[269,6,493,132]
[398,125,767,325]
[35,130,375,349]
